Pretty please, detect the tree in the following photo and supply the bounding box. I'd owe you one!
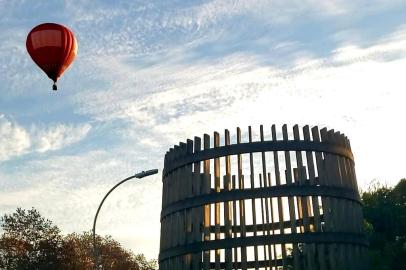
[362,179,406,270]
[61,232,157,270]
[0,208,64,270]
[0,208,157,270]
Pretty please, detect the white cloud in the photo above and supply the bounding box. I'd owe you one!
[0,116,91,161]
[74,27,406,190]
[0,115,31,161]
[32,123,91,153]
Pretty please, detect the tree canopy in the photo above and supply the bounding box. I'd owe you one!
[0,208,156,270]
[362,178,406,270]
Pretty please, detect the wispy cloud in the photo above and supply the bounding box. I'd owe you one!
[0,115,92,161]
[32,123,91,153]
[71,25,406,189]
[0,114,31,161]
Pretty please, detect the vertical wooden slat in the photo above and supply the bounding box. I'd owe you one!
[164,149,174,270]
[337,134,356,270]
[237,127,248,270]
[173,144,182,269]
[224,129,233,270]
[203,134,211,270]
[345,137,363,236]
[248,126,259,270]
[260,125,273,270]
[320,129,338,270]
[303,125,323,270]
[303,126,321,231]
[311,126,329,270]
[192,137,202,270]
[293,125,311,232]
[185,140,194,270]
[168,146,176,269]
[160,154,167,258]
[259,173,269,269]
[232,175,238,270]
[271,125,286,269]
[293,125,313,270]
[268,172,278,267]
[343,135,361,270]
[179,142,188,270]
[282,124,300,270]
[213,132,221,270]
[332,132,347,270]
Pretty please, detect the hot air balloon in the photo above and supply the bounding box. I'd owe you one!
[26,23,78,91]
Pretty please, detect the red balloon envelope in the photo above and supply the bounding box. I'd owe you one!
[26,23,78,90]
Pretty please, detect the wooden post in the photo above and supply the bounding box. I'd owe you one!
[248,126,259,270]
[271,125,287,269]
[237,127,248,270]
[203,134,211,270]
[282,124,301,270]
[224,130,233,270]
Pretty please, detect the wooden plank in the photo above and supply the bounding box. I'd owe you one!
[341,136,361,270]
[271,125,287,269]
[214,132,221,270]
[186,140,194,252]
[320,129,338,270]
[248,126,259,270]
[293,125,313,270]
[160,157,167,255]
[191,137,202,270]
[303,125,323,270]
[293,125,311,233]
[259,173,270,270]
[260,125,273,270]
[311,126,329,270]
[237,127,248,270]
[282,124,301,270]
[179,142,188,270]
[224,129,233,270]
[164,149,175,270]
[345,137,363,235]
[332,132,348,270]
[203,134,211,270]
[268,172,278,267]
[232,175,238,270]
[339,135,357,270]
[173,145,182,269]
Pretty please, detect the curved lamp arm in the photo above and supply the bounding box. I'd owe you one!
[92,169,158,268]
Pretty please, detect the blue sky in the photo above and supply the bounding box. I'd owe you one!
[1,0,406,258]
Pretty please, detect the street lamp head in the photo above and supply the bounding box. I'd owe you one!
[134,169,159,179]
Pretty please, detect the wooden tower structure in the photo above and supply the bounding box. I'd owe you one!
[159,124,368,270]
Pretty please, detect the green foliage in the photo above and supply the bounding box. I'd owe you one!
[0,208,157,270]
[362,179,406,270]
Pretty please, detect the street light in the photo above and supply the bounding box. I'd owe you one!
[92,169,158,269]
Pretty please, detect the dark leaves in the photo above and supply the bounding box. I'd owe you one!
[0,208,157,270]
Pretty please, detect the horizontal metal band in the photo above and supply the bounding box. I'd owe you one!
[163,140,353,176]
[161,184,361,220]
[159,232,368,262]
[160,259,286,269]
[208,259,284,269]
[208,215,323,233]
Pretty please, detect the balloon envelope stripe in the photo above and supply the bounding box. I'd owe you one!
[30,30,62,49]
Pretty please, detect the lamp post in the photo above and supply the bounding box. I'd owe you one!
[92,169,158,269]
